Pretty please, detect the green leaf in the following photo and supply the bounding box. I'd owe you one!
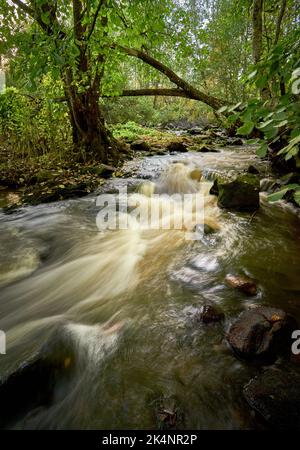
[256,143,268,157]
[267,188,289,202]
[294,190,300,206]
[227,113,240,124]
[267,184,299,202]
[218,105,228,113]
[285,146,299,161]
[41,12,50,26]
[237,121,254,135]
[256,75,268,89]
[274,120,288,128]
[247,70,257,81]
[258,119,274,129]
[228,102,242,112]
[291,128,300,139]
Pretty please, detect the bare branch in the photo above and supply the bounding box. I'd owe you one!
[86,0,106,42]
[11,0,34,16]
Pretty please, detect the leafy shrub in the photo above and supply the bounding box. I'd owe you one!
[0,84,71,159]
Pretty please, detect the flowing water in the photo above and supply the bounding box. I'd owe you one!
[1,146,300,429]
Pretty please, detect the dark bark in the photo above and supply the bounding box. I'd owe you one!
[274,0,287,45]
[252,0,271,100]
[252,0,263,64]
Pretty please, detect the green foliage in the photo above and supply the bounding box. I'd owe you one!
[0,84,71,158]
[110,121,163,141]
[267,184,300,203]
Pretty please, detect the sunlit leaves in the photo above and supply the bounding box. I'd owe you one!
[256,143,268,157]
[237,121,254,135]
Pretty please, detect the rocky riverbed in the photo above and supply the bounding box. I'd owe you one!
[1,138,300,430]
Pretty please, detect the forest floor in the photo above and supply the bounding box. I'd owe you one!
[0,123,240,209]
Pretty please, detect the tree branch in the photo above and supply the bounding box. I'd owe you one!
[116,88,191,98]
[274,0,287,45]
[86,0,106,42]
[11,0,34,16]
[111,44,226,110]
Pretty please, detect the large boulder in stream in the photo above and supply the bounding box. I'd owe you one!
[226,307,297,362]
[243,367,300,430]
[131,140,151,152]
[217,173,260,211]
[166,141,188,153]
[0,328,75,429]
[197,304,225,324]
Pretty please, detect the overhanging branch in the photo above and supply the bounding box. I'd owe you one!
[112,44,227,110]
[118,88,190,98]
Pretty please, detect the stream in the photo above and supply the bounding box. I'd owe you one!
[1,146,300,429]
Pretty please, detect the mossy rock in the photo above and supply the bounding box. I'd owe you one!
[217,173,260,211]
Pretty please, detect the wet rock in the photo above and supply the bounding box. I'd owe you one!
[209,178,219,196]
[247,165,260,175]
[243,367,300,429]
[131,140,151,152]
[203,223,217,234]
[197,304,225,323]
[0,329,75,429]
[91,164,116,178]
[227,306,297,361]
[217,173,260,211]
[188,127,203,135]
[260,178,278,193]
[225,274,258,296]
[229,138,244,145]
[153,395,184,430]
[196,144,220,153]
[166,141,188,153]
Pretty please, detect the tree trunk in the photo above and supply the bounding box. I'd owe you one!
[252,0,263,64]
[252,0,271,100]
[66,86,118,163]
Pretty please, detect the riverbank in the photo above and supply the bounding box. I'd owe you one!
[0,124,238,209]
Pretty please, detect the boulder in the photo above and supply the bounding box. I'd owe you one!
[131,140,151,151]
[188,127,203,135]
[229,138,244,145]
[90,164,116,178]
[196,144,220,153]
[166,141,188,153]
[225,274,257,296]
[247,165,260,175]
[217,173,260,211]
[203,223,217,235]
[0,328,75,428]
[226,306,297,361]
[209,178,219,196]
[197,304,225,323]
[243,367,300,430]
